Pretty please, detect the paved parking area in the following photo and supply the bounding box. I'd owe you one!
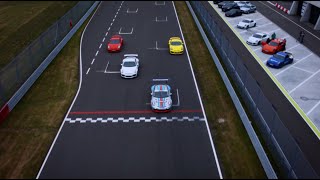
[209,2,320,131]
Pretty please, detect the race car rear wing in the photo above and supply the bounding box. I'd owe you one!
[152,78,169,82]
[124,54,138,58]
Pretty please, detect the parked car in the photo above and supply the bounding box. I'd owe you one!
[213,1,223,4]
[266,52,293,68]
[225,9,242,17]
[237,19,256,29]
[222,2,240,12]
[262,38,286,54]
[120,54,139,78]
[236,1,252,7]
[240,5,256,13]
[107,35,123,52]
[246,32,270,46]
[218,1,234,8]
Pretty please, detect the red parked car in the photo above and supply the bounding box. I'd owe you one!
[107,35,123,52]
[261,38,286,54]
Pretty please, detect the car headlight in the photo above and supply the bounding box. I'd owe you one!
[108,45,110,49]
[118,45,120,48]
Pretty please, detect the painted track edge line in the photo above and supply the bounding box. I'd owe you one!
[36,2,102,178]
[173,1,223,178]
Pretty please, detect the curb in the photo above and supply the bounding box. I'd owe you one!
[275,3,290,14]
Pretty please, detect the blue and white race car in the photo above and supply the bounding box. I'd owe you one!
[150,84,172,112]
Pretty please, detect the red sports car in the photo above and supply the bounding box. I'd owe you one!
[107,35,123,52]
[261,38,286,54]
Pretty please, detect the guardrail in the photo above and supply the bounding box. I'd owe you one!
[0,1,100,123]
[189,1,318,178]
[186,1,277,179]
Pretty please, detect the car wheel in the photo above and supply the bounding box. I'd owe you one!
[258,41,261,45]
[254,23,256,27]
[246,25,248,29]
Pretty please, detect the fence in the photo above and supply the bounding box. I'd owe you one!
[189,1,318,179]
[0,1,95,111]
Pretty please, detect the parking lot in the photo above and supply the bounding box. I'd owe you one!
[209,2,320,131]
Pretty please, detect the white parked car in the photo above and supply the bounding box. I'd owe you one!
[120,54,139,78]
[246,32,270,46]
[236,1,252,7]
[237,19,256,29]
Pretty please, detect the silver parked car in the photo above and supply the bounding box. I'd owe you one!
[240,5,256,14]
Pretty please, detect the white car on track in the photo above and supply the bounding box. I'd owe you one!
[120,54,139,78]
[246,32,270,46]
[237,19,256,29]
[150,84,172,112]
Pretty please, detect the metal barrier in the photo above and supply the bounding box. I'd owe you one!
[0,1,99,122]
[185,1,277,178]
[189,1,318,179]
[0,1,96,111]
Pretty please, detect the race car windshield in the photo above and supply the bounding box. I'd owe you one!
[171,41,182,46]
[109,39,120,44]
[269,41,278,46]
[153,91,169,98]
[123,61,136,67]
[273,54,285,61]
[253,34,262,38]
[242,20,251,23]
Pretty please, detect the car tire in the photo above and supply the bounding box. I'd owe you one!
[253,23,256,27]
[258,41,261,45]
[246,25,248,29]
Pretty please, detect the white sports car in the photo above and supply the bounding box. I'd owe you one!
[246,32,270,46]
[237,19,256,29]
[120,54,139,78]
[150,84,172,112]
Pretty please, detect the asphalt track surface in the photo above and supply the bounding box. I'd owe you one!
[37,1,221,178]
[252,1,320,59]
[200,1,320,177]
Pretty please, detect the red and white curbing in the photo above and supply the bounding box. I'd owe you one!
[275,3,290,14]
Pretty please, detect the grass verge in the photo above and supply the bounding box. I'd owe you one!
[175,1,266,178]
[0,1,78,69]
[0,1,266,178]
[0,5,94,178]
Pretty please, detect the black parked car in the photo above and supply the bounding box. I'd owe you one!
[225,9,242,17]
[218,1,234,8]
[222,2,240,12]
[213,1,223,4]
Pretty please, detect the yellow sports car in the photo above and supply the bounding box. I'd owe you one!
[168,37,184,54]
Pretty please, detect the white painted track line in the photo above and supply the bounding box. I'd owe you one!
[36,2,103,178]
[259,1,320,41]
[172,1,223,179]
